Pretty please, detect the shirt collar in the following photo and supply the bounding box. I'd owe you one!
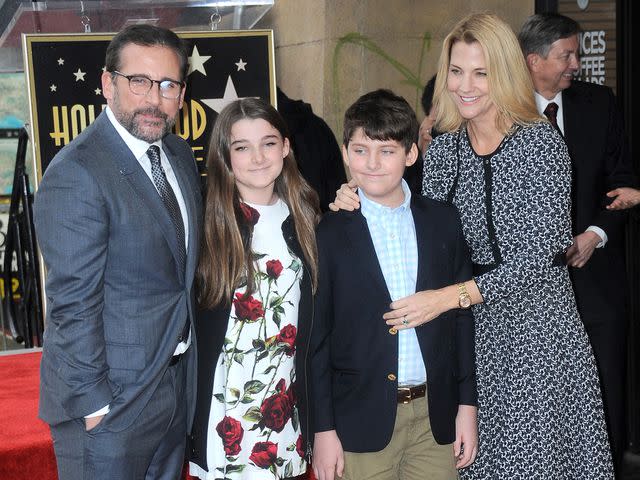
[534,90,563,115]
[105,106,162,160]
[359,178,412,220]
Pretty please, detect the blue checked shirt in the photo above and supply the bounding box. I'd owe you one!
[359,180,427,386]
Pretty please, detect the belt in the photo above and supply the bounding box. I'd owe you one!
[169,352,184,367]
[397,384,426,404]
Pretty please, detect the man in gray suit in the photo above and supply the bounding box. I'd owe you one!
[34,24,202,479]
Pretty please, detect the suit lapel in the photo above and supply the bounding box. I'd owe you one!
[561,87,581,161]
[163,139,199,285]
[410,198,437,292]
[342,211,391,303]
[94,114,185,280]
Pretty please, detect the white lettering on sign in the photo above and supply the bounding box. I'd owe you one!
[578,30,606,85]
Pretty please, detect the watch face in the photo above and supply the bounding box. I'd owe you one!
[460,295,472,309]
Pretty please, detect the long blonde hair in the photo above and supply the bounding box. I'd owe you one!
[197,98,320,308]
[434,12,542,134]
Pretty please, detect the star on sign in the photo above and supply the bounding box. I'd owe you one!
[50,84,57,92]
[187,45,211,76]
[73,68,86,81]
[57,58,64,66]
[201,76,246,113]
[95,88,102,95]
[235,58,247,71]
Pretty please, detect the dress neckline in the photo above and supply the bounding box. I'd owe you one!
[464,125,520,160]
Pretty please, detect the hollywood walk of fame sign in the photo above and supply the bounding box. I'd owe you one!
[22,30,276,183]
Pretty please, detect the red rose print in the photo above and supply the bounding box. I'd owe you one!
[261,379,292,432]
[249,441,278,469]
[276,324,297,356]
[239,202,260,226]
[233,292,265,322]
[216,416,244,456]
[266,259,284,279]
[296,434,305,458]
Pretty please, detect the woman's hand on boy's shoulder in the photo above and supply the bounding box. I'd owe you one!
[329,179,360,212]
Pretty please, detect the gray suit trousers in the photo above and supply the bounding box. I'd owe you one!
[50,356,188,480]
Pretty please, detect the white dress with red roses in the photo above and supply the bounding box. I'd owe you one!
[190,199,306,480]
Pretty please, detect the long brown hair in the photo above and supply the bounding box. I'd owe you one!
[198,97,320,308]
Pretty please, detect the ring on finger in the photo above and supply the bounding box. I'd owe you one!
[402,316,409,326]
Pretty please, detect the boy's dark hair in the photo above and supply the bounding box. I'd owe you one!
[105,24,189,81]
[343,89,419,153]
[518,13,580,58]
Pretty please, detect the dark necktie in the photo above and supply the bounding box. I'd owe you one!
[544,102,560,132]
[147,145,186,272]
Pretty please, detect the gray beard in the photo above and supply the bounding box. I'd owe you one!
[114,107,176,143]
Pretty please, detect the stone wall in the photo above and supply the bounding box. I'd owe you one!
[257,0,533,137]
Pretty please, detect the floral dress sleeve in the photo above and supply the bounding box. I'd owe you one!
[422,132,460,202]
[474,124,574,303]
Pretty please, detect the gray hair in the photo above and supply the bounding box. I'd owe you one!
[518,13,580,58]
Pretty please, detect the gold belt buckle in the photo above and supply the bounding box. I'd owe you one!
[398,387,412,404]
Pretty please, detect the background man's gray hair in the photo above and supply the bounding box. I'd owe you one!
[518,13,580,58]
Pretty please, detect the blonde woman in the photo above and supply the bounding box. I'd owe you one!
[332,13,612,479]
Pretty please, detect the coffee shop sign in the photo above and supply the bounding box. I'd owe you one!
[578,30,606,85]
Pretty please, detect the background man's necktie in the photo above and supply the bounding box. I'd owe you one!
[147,145,186,271]
[544,102,560,132]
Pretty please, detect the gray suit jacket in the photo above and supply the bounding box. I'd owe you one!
[35,112,202,432]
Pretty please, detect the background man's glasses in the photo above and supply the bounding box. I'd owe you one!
[112,71,184,99]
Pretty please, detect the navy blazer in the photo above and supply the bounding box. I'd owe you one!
[35,112,202,432]
[310,195,476,452]
[190,216,314,471]
[562,81,634,319]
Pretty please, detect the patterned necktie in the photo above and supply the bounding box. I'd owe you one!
[147,145,186,271]
[544,102,560,132]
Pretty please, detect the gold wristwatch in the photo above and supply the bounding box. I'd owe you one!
[457,283,471,309]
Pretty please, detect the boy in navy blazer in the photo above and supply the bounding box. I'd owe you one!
[310,89,477,480]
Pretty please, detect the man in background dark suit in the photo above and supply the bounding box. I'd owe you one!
[277,88,347,212]
[35,25,202,479]
[519,13,635,476]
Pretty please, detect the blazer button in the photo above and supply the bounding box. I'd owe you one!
[389,327,397,335]
[387,373,397,381]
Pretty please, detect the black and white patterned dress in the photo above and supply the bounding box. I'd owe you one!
[423,123,613,479]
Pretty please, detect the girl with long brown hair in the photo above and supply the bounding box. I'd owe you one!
[190,97,319,480]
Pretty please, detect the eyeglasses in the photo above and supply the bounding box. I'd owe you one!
[112,71,184,99]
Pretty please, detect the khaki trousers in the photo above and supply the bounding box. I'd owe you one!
[340,395,457,480]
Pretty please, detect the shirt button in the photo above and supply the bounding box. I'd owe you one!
[387,373,397,381]
[389,327,397,335]
[390,233,396,239]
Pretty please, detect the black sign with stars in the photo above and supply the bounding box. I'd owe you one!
[22,30,275,182]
